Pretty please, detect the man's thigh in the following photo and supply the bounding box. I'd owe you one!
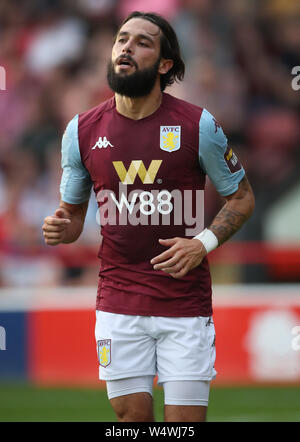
[156,315,216,385]
[156,315,216,421]
[107,376,155,422]
[162,380,211,422]
[95,311,157,380]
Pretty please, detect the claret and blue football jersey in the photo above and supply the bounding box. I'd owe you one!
[60,93,245,317]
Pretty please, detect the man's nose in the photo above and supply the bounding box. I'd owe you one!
[122,39,134,54]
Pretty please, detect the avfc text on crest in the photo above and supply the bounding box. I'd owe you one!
[160,126,181,152]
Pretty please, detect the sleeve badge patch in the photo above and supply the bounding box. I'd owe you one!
[224,146,242,173]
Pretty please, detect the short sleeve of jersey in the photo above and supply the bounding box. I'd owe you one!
[198,109,245,196]
[60,114,93,204]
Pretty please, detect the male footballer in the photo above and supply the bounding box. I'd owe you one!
[42,11,255,422]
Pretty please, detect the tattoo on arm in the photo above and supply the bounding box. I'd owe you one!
[210,207,247,245]
[209,176,255,245]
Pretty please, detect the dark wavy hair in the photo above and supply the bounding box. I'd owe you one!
[118,11,185,91]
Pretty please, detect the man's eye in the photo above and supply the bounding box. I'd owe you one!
[139,42,148,47]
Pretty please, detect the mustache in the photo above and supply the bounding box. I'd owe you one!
[115,54,138,69]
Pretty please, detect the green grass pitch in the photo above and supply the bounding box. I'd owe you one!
[0,383,299,422]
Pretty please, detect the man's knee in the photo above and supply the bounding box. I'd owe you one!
[164,404,207,422]
[110,392,154,422]
[106,376,155,421]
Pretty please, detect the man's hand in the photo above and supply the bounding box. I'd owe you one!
[42,208,71,246]
[150,237,207,279]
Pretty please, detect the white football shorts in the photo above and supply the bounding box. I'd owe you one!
[95,311,217,385]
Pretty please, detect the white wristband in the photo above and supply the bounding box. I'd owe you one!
[193,228,218,254]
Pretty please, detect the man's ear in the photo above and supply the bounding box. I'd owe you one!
[158,58,174,75]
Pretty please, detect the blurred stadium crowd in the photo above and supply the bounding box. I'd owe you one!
[0,0,299,287]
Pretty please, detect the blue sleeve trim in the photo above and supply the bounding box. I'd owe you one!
[199,109,245,196]
[60,115,92,204]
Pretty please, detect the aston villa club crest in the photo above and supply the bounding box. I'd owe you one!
[97,339,111,368]
[160,126,181,152]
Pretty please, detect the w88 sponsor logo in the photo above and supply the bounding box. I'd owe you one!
[111,189,173,216]
[96,184,204,235]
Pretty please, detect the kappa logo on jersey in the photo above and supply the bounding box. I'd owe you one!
[92,136,114,150]
[160,126,181,152]
[97,339,111,368]
[113,160,162,184]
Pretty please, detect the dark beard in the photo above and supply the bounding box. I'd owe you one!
[106,57,161,98]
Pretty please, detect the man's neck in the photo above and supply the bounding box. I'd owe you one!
[115,83,163,120]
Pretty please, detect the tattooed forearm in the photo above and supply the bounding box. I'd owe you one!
[209,176,255,245]
[210,207,248,245]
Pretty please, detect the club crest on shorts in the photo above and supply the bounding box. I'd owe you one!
[97,339,111,368]
[160,126,181,152]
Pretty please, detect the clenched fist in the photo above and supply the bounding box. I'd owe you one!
[42,208,71,246]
